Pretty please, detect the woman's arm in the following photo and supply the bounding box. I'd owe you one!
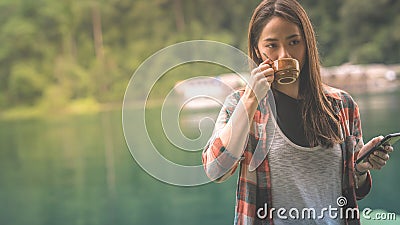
[202,60,274,182]
[351,100,393,198]
[201,92,258,182]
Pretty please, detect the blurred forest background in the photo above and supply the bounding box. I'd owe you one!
[1,0,400,114]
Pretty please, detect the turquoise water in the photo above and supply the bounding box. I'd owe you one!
[0,90,399,225]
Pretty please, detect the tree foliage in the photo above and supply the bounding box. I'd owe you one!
[0,0,399,107]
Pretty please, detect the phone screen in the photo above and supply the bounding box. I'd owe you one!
[384,134,400,146]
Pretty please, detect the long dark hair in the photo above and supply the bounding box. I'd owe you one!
[248,0,341,147]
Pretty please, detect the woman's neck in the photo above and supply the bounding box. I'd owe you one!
[272,80,300,99]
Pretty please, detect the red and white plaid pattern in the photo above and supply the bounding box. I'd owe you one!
[202,85,371,225]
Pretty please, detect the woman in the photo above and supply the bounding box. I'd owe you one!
[202,0,393,224]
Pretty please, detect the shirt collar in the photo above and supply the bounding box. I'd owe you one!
[323,84,342,101]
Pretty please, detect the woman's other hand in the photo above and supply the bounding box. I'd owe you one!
[356,136,394,173]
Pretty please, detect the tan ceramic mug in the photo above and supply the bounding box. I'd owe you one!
[273,58,300,84]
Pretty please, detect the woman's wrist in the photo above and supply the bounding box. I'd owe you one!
[354,163,368,177]
[354,163,368,189]
[242,89,260,107]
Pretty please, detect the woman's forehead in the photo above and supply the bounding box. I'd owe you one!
[260,17,301,40]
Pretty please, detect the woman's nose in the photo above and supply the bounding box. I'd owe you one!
[278,47,291,59]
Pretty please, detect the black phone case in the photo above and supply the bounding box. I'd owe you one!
[355,132,400,164]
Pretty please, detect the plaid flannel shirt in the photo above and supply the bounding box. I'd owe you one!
[202,85,372,225]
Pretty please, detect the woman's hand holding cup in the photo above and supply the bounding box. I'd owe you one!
[244,58,275,102]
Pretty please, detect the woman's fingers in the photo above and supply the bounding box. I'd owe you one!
[260,57,273,66]
[367,149,391,169]
[384,145,394,153]
[358,144,393,172]
[369,145,393,169]
[252,63,271,75]
[263,69,275,83]
[251,64,274,80]
[373,149,390,161]
[246,63,275,101]
[368,156,386,169]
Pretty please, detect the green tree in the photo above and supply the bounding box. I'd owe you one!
[8,62,45,105]
[339,0,400,64]
[0,0,399,110]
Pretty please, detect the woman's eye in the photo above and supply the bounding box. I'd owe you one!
[266,44,277,48]
[289,40,300,45]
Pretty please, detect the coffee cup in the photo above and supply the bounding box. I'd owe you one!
[273,58,299,84]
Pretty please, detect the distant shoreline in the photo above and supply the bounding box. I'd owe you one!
[321,63,400,94]
[2,63,399,121]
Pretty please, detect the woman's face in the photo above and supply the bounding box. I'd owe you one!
[257,16,306,70]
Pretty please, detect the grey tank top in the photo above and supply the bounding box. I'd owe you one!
[266,113,344,225]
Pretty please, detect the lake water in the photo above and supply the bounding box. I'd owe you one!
[1,89,399,225]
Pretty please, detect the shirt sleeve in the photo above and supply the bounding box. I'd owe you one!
[352,101,364,153]
[352,101,372,199]
[202,92,245,183]
[355,171,372,200]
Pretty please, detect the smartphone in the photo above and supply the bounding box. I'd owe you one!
[355,132,400,164]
